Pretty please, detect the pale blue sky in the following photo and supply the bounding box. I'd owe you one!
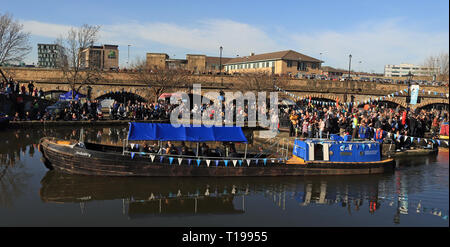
[3,0,449,72]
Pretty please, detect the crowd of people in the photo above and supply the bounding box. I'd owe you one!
[1,77,448,148]
[284,101,448,148]
[0,78,44,98]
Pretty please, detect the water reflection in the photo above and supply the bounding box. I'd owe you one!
[0,129,36,207]
[38,171,448,223]
[0,126,448,225]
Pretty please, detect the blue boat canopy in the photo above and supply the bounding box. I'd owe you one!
[127,122,248,142]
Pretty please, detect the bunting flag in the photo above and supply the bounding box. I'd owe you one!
[362,144,365,150]
[131,152,135,159]
[215,160,219,167]
[263,158,267,165]
[178,158,183,165]
[169,157,174,165]
[247,159,252,166]
[255,159,259,165]
[131,144,135,149]
[160,156,164,163]
[150,155,155,162]
[368,144,372,149]
[410,137,414,143]
[224,160,229,167]
[206,160,211,167]
[188,159,192,166]
[404,136,408,141]
[349,144,353,150]
[196,159,201,166]
[437,140,441,146]
[418,138,421,143]
[239,160,243,166]
[232,160,237,167]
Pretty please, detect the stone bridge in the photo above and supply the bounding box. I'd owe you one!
[3,67,449,110]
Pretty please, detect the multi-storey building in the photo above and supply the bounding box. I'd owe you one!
[384,64,440,77]
[146,53,232,73]
[80,44,119,70]
[223,50,322,75]
[37,43,60,68]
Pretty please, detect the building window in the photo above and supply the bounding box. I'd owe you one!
[287,61,292,67]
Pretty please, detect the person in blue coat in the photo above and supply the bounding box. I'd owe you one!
[359,122,369,139]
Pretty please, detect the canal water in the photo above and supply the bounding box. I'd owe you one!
[0,126,448,227]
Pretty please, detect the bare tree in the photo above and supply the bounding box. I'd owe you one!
[0,12,31,65]
[131,57,192,102]
[437,52,449,82]
[423,52,449,81]
[55,24,102,99]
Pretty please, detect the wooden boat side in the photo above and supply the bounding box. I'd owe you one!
[40,137,395,176]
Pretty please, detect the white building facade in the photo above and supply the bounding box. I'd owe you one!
[384,63,440,77]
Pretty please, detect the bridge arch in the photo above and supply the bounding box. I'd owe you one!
[414,98,449,111]
[373,98,408,109]
[42,90,67,100]
[286,93,338,103]
[95,91,148,104]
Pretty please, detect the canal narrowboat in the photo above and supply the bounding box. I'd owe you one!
[285,138,395,175]
[39,122,395,177]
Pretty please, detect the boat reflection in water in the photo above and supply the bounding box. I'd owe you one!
[40,171,248,218]
[39,167,448,223]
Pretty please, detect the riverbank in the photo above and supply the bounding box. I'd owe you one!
[8,119,169,128]
[7,119,269,129]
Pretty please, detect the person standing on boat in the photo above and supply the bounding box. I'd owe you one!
[165,141,177,154]
[318,119,325,139]
[351,114,359,140]
[359,122,369,140]
[200,143,210,156]
[373,127,386,143]
[289,110,299,137]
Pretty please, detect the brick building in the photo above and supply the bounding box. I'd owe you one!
[80,44,119,71]
[146,53,232,73]
[223,50,322,75]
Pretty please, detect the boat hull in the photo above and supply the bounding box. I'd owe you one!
[389,148,439,158]
[39,137,395,177]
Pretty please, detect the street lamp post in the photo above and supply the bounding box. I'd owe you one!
[127,44,131,69]
[219,46,223,86]
[348,54,352,81]
[219,46,223,74]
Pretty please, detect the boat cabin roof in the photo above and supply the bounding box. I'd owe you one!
[127,122,248,143]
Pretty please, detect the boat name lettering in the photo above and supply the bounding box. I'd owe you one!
[339,145,352,151]
[75,151,91,157]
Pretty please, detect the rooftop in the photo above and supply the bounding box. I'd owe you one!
[224,50,323,65]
